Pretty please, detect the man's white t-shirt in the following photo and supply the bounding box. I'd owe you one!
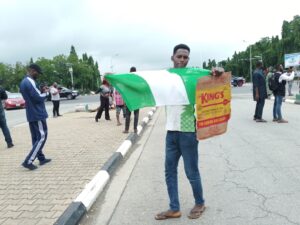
[50,86,60,101]
[165,105,196,132]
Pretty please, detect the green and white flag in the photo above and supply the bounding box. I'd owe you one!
[105,68,211,111]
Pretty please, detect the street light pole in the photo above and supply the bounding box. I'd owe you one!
[110,54,119,73]
[69,67,74,90]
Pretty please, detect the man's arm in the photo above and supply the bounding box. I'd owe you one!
[95,87,102,94]
[279,71,295,83]
[25,79,47,103]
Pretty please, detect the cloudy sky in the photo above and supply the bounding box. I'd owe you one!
[0,0,299,73]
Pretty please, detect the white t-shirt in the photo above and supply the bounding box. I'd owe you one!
[279,71,295,83]
[50,86,60,101]
[165,105,196,132]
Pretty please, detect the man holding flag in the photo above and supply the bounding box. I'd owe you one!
[105,44,226,220]
[155,44,205,220]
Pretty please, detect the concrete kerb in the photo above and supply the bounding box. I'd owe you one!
[54,107,157,225]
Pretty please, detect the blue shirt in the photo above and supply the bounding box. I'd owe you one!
[252,69,267,100]
[20,75,48,122]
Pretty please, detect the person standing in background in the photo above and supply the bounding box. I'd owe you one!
[0,86,14,148]
[252,61,268,122]
[123,67,139,133]
[287,71,294,96]
[50,82,61,117]
[95,79,111,122]
[273,65,295,123]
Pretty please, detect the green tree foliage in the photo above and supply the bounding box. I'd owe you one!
[0,46,101,93]
[202,15,300,81]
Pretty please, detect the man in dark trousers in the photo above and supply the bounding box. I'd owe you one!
[123,66,140,133]
[20,64,51,170]
[0,86,14,148]
[252,61,267,122]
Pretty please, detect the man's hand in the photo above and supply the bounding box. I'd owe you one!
[42,86,49,93]
[211,67,225,77]
[255,94,259,101]
[255,87,260,101]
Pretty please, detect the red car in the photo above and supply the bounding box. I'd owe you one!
[4,92,26,109]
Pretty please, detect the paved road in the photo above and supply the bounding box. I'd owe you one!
[5,95,99,128]
[81,90,300,225]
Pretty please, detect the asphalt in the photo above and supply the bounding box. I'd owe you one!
[0,104,151,225]
[81,95,300,225]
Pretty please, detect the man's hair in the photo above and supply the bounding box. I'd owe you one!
[130,67,136,72]
[173,44,190,55]
[276,64,283,71]
[28,63,43,74]
[256,61,263,68]
[102,79,109,85]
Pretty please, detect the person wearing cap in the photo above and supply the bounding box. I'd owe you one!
[252,61,267,122]
[19,63,51,170]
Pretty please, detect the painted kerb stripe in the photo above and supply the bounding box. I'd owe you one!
[54,107,156,225]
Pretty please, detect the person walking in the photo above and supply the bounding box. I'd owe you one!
[95,79,111,122]
[50,82,61,117]
[252,61,268,122]
[20,63,51,170]
[123,67,139,133]
[155,44,205,220]
[273,65,295,123]
[0,86,14,148]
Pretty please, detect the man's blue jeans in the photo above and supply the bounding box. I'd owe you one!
[165,131,204,211]
[273,95,283,120]
[0,109,12,145]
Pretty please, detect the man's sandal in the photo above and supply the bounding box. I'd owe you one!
[188,204,206,219]
[155,210,181,220]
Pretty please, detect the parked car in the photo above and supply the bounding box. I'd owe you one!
[4,92,26,109]
[231,76,245,87]
[47,87,79,101]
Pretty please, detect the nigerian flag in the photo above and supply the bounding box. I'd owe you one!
[105,68,211,111]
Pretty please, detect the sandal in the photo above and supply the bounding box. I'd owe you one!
[155,210,181,220]
[188,204,205,219]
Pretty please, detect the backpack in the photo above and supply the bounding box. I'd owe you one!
[268,73,279,91]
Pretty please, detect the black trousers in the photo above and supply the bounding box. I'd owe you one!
[96,96,110,120]
[254,98,265,120]
[52,100,60,116]
[125,107,139,131]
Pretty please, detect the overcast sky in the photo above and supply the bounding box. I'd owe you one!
[0,0,299,73]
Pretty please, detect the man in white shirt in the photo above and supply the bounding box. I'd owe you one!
[155,44,205,221]
[279,67,295,96]
[50,82,61,117]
